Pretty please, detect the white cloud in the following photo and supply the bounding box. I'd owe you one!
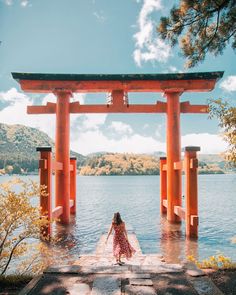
[0,89,227,156]
[41,92,85,105]
[109,121,133,135]
[167,66,184,73]
[78,114,107,131]
[41,93,56,105]
[3,0,29,6]
[220,76,236,92]
[0,88,56,139]
[4,0,12,5]
[71,130,166,155]
[0,87,27,102]
[0,88,107,140]
[72,93,86,104]
[181,133,227,154]
[21,0,28,6]
[71,130,227,155]
[93,11,106,22]
[133,0,171,67]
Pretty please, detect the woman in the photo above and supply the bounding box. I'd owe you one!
[106,212,136,265]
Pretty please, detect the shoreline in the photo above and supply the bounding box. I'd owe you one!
[1,171,236,176]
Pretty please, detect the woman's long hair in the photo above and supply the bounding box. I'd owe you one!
[113,212,123,225]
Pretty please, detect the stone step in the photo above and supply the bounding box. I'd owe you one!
[124,285,156,295]
[129,278,153,286]
[91,277,121,295]
[187,276,224,295]
[67,283,90,295]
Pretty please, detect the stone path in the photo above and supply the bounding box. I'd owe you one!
[19,232,225,295]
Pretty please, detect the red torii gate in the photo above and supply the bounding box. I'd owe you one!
[12,71,223,238]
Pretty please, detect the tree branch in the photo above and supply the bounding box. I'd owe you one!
[1,237,25,275]
[202,9,221,53]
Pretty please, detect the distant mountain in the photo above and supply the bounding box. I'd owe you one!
[0,123,54,160]
[86,151,108,158]
[198,153,225,163]
[0,123,232,175]
[0,123,85,173]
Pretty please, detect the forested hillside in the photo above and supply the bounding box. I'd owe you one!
[79,153,160,175]
[0,123,232,175]
[0,123,85,174]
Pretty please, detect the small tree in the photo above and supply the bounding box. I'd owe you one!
[0,178,49,275]
[209,99,236,165]
[157,0,236,68]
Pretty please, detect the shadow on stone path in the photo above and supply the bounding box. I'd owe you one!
[19,233,224,295]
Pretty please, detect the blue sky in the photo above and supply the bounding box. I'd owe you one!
[0,0,235,155]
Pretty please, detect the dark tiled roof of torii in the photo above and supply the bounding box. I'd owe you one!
[12,71,224,82]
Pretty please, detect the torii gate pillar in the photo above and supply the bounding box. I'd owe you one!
[166,91,182,222]
[54,90,72,224]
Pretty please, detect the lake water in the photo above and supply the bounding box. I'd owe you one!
[1,174,236,264]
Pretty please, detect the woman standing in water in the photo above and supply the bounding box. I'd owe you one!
[106,212,136,265]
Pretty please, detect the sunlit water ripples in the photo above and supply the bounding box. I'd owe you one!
[1,174,235,264]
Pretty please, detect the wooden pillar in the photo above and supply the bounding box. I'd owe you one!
[54,90,72,224]
[165,91,182,222]
[70,157,77,214]
[36,146,52,237]
[184,146,200,238]
[160,157,167,214]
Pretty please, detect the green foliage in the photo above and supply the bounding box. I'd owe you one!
[209,99,236,164]
[157,0,236,68]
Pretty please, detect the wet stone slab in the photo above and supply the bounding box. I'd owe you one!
[91,277,121,295]
[184,261,206,277]
[125,273,151,279]
[67,283,90,295]
[131,263,183,273]
[124,285,156,295]
[129,278,153,286]
[27,274,86,295]
[186,269,206,277]
[79,265,130,274]
[152,272,199,295]
[187,276,224,295]
[44,265,81,274]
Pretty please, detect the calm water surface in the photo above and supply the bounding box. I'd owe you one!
[1,174,235,264]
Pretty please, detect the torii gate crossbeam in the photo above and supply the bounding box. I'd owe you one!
[12,71,223,236]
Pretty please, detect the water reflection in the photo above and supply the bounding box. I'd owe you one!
[159,215,198,263]
[0,174,235,267]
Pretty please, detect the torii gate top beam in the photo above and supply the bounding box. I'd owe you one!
[12,72,224,93]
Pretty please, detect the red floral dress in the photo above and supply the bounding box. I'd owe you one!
[113,222,136,259]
